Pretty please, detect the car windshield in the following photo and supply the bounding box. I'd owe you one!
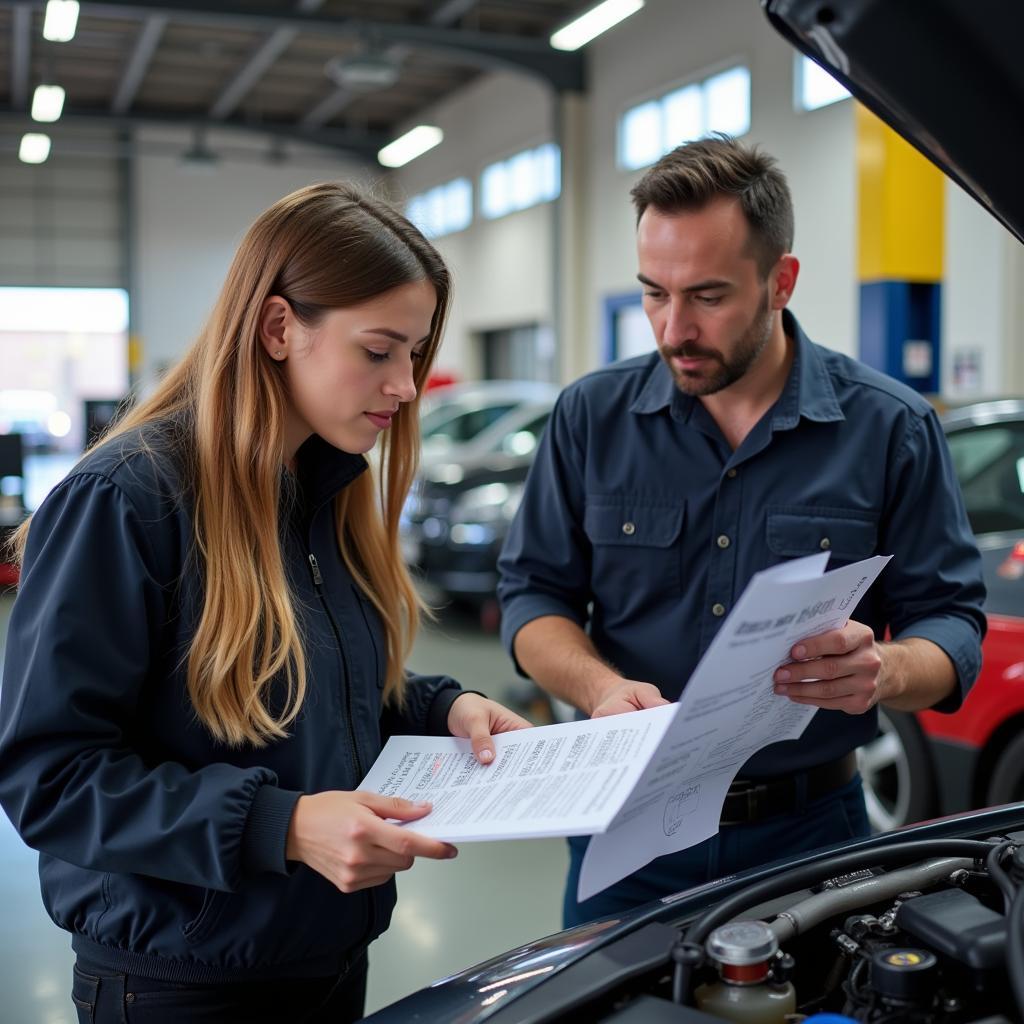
[947,421,1024,535]
[420,402,517,446]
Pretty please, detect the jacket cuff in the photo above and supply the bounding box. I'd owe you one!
[241,784,304,877]
[426,686,483,736]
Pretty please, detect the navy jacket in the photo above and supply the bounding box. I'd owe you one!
[0,422,465,982]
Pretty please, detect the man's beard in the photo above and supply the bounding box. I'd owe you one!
[661,292,774,397]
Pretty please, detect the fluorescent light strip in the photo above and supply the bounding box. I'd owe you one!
[550,0,644,52]
[43,0,79,42]
[19,133,52,164]
[377,125,443,168]
[31,84,66,123]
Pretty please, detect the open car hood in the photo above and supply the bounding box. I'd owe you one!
[763,0,1024,244]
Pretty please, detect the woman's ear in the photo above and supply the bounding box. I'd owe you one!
[259,296,291,361]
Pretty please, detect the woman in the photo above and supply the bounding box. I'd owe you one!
[0,182,529,1023]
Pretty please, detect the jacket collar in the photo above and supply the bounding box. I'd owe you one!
[629,308,844,428]
[293,434,368,510]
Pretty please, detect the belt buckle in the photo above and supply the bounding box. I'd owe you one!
[720,780,763,827]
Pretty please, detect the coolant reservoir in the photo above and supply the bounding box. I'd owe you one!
[694,920,796,1024]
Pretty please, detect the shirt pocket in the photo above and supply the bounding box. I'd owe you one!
[584,499,686,607]
[765,506,879,565]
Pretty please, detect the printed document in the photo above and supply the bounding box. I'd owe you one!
[358,553,890,899]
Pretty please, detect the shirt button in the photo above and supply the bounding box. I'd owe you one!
[716,534,730,549]
[820,537,831,550]
[622,521,636,536]
[712,602,726,617]
[726,468,738,479]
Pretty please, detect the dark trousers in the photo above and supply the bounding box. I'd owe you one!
[564,774,871,927]
[71,952,368,1024]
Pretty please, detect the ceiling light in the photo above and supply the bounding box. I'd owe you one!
[31,84,66,123]
[43,0,80,42]
[549,0,644,51]
[326,54,401,92]
[377,125,443,168]
[19,133,52,164]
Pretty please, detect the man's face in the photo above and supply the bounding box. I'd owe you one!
[637,198,780,397]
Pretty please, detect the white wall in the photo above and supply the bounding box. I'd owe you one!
[582,0,857,370]
[126,0,1021,398]
[943,180,1024,396]
[133,129,373,386]
[386,0,858,388]
[392,72,554,378]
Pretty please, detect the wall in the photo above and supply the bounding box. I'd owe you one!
[392,72,554,379]
[391,0,858,388]
[943,180,1024,397]
[132,128,372,386]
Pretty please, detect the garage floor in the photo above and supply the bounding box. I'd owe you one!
[0,592,567,1022]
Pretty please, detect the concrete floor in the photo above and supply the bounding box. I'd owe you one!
[0,591,567,1022]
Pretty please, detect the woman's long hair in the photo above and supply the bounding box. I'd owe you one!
[13,182,450,747]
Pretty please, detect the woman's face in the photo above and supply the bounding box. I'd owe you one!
[264,279,437,460]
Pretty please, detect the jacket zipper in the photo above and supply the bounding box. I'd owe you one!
[305,546,378,952]
[306,552,364,781]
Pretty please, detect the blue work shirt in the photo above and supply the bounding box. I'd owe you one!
[497,311,986,776]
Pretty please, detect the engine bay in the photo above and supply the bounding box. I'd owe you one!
[589,833,1024,1024]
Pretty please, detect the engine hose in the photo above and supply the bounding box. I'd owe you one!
[986,840,1018,915]
[674,838,995,1006]
[769,856,973,942]
[1010,884,1024,1018]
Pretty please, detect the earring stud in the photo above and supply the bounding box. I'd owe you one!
[274,350,284,358]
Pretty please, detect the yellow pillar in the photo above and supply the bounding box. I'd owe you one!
[856,105,945,392]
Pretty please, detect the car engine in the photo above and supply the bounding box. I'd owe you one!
[597,834,1024,1024]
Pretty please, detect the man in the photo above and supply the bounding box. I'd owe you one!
[497,136,986,926]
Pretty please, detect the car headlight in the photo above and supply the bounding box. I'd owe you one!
[449,482,524,526]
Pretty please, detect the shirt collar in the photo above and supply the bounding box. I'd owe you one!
[629,309,844,429]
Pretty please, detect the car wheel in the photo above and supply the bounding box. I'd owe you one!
[986,732,1024,805]
[857,709,936,831]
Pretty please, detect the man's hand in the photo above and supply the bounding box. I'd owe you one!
[773,620,883,714]
[447,693,532,765]
[286,791,458,893]
[591,680,670,719]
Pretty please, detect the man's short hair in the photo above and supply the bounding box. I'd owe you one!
[630,134,794,277]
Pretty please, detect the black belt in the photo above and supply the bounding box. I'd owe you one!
[719,751,858,827]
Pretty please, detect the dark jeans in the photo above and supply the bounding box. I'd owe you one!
[564,774,871,926]
[71,952,368,1024]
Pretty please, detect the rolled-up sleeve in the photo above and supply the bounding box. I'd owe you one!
[497,390,592,674]
[880,409,987,711]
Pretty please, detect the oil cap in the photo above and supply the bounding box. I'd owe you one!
[870,947,938,1002]
[706,921,777,984]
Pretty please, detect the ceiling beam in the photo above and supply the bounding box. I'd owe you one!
[111,15,167,113]
[0,105,388,161]
[208,27,298,120]
[20,0,585,91]
[10,3,31,110]
[208,0,325,121]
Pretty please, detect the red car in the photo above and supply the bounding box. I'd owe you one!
[860,399,1024,828]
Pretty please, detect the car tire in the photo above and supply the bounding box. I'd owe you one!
[986,733,1024,805]
[857,709,936,832]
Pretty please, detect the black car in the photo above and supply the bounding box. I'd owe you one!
[401,409,552,610]
[367,806,1024,1023]
[369,1,1024,1020]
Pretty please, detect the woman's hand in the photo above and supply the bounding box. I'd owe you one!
[447,693,532,764]
[285,791,457,893]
